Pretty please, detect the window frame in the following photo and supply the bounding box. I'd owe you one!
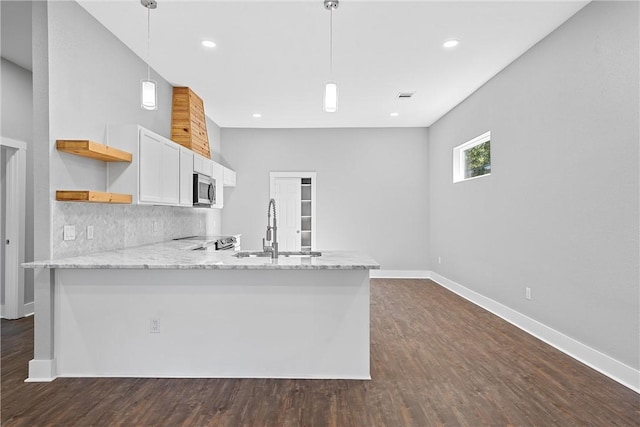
[453,131,491,183]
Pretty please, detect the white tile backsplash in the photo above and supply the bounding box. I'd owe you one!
[52,202,216,258]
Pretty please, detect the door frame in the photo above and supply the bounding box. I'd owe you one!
[1,137,27,319]
[269,171,317,250]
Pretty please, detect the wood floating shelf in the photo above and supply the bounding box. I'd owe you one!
[56,140,132,162]
[56,191,132,204]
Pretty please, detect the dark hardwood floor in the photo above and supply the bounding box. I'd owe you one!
[2,279,638,426]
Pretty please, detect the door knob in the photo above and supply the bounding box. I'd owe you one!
[5,239,9,245]
[296,230,300,234]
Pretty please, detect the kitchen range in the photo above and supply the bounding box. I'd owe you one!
[175,235,240,251]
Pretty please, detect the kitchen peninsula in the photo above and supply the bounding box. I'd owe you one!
[22,240,379,382]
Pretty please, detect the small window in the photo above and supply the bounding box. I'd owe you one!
[453,131,491,183]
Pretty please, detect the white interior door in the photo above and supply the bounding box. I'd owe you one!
[1,138,26,319]
[273,177,301,251]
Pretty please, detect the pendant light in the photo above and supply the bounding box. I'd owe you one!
[141,0,158,111]
[323,0,339,113]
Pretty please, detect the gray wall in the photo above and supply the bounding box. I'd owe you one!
[1,58,34,303]
[207,117,222,161]
[44,1,221,258]
[221,127,430,270]
[48,0,172,194]
[1,59,32,142]
[428,1,639,369]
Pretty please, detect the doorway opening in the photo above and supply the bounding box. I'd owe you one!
[1,137,27,319]
[269,172,316,251]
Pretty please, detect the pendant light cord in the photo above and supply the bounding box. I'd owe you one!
[329,8,333,75]
[147,5,151,81]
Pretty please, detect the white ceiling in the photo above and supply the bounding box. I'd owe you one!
[5,1,589,128]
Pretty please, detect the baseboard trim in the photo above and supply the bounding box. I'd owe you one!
[370,270,431,279]
[26,359,57,382]
[429,272,640,394]
[24,301,34,316]
[0,302,34,319]
[56,373,372,380]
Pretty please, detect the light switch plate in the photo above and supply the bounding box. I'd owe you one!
[63,225,76,241]
[87,225,94,240]
[150,319,160,334]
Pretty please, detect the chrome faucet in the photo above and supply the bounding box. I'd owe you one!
[263,198,278,259]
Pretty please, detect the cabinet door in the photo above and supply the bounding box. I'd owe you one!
[203,158,213,178]
[212,161,224,209]
[223,166,236,187]
[193,153,203,175]
[179,147,194,206]
[139,130,163,203]
[193,153,213,177]
[162,141,180,205]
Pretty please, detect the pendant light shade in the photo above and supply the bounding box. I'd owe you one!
[141,0,157,111]
[141,79,157,110]
[324,82,338,113]
[323,0,338,113]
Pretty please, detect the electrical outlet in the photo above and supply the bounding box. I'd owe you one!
[525,287,532,300]
[152,221,159,233]
[63,225,76,241]
[438,256,442,265]
[87,225,94,240]
[150,319,160,334]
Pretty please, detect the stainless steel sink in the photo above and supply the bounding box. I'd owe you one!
[233,251,271,258]
[233,251,322,258]
[280,251,322,258]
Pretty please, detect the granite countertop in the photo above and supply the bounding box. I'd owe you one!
[21,239,380,270]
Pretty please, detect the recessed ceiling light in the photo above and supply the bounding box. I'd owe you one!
[443,39,459,48]
[201,40,216,48]
[252,113,262,118]
[390,112,399,117]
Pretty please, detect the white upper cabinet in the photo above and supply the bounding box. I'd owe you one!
[223,166,236,187]
[106,124,234,209]
[193,153,213,177]
[108,125,182,206]
[161,141,180,205]
[138,130,163,203]
[212,161,224,209]
[179,147,194,207]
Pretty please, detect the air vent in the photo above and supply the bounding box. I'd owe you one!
[397,92,415,99]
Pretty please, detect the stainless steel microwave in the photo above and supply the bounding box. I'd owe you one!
[193,173,215,207]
